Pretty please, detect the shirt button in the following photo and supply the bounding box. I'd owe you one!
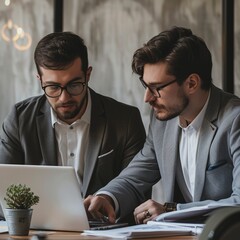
[70,126,74,130]
[70,153,75,157]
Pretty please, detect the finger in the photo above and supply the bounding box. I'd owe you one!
[84,195,93,209]
[87,195,116,223]
[84,195,94,219]
[142,210,153,224]
[134,206,146,224]
[134,201,149,213]
[135,210,147,224]
[134,199,154,216]
[102,206,116,224]
[97,195,116,223]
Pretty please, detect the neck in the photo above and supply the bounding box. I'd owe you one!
[180,89,210,125]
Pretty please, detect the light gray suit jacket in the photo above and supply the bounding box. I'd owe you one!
[0,88,146,198]
[98,85,240,219]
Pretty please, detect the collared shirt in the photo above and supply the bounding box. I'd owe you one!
[51,89,92,186]
[179,92,210,199]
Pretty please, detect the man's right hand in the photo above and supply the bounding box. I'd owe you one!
[84,194,116,223]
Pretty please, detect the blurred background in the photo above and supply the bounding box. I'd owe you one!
[0,0,239,201]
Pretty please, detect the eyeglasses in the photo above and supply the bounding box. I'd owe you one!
[139,77,177,98]
[42,81,86,98]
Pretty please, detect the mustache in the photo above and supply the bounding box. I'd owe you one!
[150,102,164,109]
[56,101,76,108]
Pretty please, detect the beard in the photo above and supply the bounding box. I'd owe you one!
[57,104,83,120]
[53,94,87,122]
[151,95,189,121]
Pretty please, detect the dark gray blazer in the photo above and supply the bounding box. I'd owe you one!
[98,85,240,219]
[0,88,146,198]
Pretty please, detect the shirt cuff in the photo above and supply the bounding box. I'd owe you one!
[96,191,119,215]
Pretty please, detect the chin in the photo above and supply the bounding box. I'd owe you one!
[155,112,178,121]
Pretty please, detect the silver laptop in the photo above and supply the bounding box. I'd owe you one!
[0,164,90,231]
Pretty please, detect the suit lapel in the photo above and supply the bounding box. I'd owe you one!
[194,120,217,200]
[82,90,105,196]
[194,86,219,201]
[160,118,180,201]
[36,99,57,165]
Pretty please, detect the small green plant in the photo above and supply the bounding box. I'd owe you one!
[4,184,39,209]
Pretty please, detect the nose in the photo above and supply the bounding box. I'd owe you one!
[144,88,156,103]
[58,88,71,101]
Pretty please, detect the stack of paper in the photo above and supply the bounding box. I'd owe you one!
[83,222,197,239]
[83,204,240,239]
[155,203,240,223]
[0,220,8,233]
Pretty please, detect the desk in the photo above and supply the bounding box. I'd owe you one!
[0,231,198,240]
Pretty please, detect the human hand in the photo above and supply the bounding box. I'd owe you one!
[84,194,116,224]
[134,199,166,224]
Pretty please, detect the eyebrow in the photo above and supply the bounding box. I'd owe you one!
[148,82,162,86]
[43,77,84,85]
[147,82,167,87]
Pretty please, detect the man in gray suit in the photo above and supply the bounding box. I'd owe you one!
[84,26,240,224]
[0,32,146,203]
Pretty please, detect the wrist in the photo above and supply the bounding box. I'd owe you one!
[163,202,177,212]
[98,194,115,208]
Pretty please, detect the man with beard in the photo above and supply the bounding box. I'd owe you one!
[0,32,146,219]
[84,26,240,225]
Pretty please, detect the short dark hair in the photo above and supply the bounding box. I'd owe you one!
[132,26,212,90]
[34,31,88,77]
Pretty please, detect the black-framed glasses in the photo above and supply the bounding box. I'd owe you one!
[42,81,86,98]
[139,77,177,98]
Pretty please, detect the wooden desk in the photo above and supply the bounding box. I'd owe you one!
[0,230,198,240]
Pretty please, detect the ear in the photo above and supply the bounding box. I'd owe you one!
[85,66,92,83]
[36,74,41,81]
[185,73,201,94]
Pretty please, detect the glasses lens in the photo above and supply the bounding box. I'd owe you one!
[151,88,160,98]
[140,78,159,98]
[66,82,85,96]
[44,85,62,97]
[43,82,85,98]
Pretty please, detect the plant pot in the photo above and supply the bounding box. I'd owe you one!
[4,208,33,236]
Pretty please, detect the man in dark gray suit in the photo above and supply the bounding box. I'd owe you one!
[0,32,146,205]
[84,26,240,224]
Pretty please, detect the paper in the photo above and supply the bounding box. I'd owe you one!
[0,221,8,233]
[147,221,204,235]
[83,223,195,239]
[83,204,240,239]
[155,203,240,223]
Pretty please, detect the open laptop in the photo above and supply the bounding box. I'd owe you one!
[0,164,90,231]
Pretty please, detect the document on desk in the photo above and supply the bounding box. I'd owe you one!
[82,223,196,239]
[0,221,8,233]
[154,203,240,223]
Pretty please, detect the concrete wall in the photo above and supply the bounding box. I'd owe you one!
[1,0,239,128]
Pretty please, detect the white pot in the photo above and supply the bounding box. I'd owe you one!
[4,208,33,236]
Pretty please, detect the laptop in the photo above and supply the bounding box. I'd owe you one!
[0,164,89,231]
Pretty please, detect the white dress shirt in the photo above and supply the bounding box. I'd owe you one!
[179,93,210,199]
[51,90,92,186]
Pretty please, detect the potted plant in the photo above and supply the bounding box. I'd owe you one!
[3,183,39,236]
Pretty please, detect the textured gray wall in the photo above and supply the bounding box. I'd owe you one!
[64,0,226,129]
[0,0,53,125]
[0,0,239,128]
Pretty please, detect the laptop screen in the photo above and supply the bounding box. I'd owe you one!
[0,164,89,231]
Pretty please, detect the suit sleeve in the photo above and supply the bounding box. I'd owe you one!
[0,105,24,164]
[99,111,160,219]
